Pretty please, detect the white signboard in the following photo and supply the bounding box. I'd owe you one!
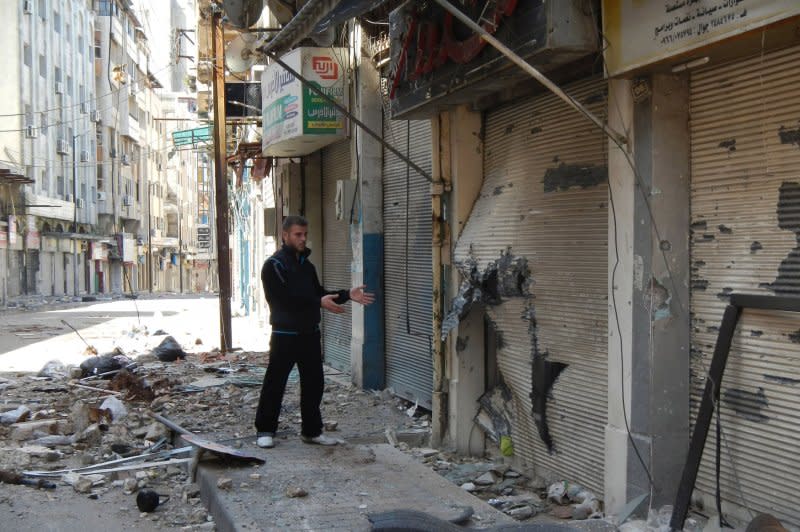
[262,47,348,156]
[603,0,800,76]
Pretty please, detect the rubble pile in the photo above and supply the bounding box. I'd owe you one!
[0,328,420,529]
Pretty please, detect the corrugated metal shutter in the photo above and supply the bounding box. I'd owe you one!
[454,78,608,492]
[321,139,353,373]
[690,44,800,527]
[383,101,434,407]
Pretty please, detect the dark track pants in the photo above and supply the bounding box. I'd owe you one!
[254,331,324,438]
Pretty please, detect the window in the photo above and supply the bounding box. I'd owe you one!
[67,76,72,96]
[23,44,31,67]
[94,30,102,58]
[95,0,117,17]
[78,35,83,55]
[57,175,64,196]
[81,183,87,201]
[65,23,70,42]
[91,186,96,203]
[40,113,47,132]
[54,11,61,34]
[97,164,104,189]
[39,54,46,78]
[38,0,46,21]
[24,105,33,127]
[41,170,49,194]
[54,66,61,83]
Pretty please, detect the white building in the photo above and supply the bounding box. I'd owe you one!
[0,0,97,299]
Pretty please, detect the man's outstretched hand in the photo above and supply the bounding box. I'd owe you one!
[321,294,345,314]
[349,285,375,306]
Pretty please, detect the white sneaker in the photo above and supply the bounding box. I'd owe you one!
[256,435,274,448]
[301,434,339,446]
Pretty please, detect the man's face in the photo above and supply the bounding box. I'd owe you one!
[283,224,308,253]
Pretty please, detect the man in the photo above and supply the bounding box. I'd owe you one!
[255,215,374,448]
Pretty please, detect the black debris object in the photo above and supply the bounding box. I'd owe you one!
[80,350,132,378]
[152,336,187,362]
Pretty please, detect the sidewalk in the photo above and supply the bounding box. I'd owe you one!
[192,438,517,531]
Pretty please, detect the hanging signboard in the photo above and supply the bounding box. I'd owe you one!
[261,47,348,156]
[602,0,800,76]
[172,126,212,147]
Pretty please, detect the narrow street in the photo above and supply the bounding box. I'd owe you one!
[0,296,623,531]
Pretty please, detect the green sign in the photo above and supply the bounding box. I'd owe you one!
[303,83,344,135]
[172,126,212,147]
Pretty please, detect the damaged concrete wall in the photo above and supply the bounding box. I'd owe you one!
[449,78,609,493]
[688,44,800,527]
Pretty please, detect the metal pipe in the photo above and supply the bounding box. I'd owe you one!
[264,51,433,183]
[432,0,628,146]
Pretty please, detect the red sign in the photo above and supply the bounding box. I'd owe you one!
[311,56,338,80]
[390,0,518,99]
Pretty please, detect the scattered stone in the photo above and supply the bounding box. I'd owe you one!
[75,424,103,446]
[37,360,68,379]
[63,473,93,494]
[474,471,498,486]
[10,418,62,441]
[143,422,170,442]
[123,478,139,493]
[99,396,128,421]
[286,486,308,498]
[1,406,31,425]
[507,505,534,520]
[504,470,521,478]
[461,482,477,492]
[324,420,338,431]
[217,477,233,490]
[249,473,261,480]
[416,448,439,458]
[68,366,84,379]
[195,338,203,345]
[189,509,208,524]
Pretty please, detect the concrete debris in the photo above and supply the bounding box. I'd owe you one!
[0,405,31,425]
[460,482,477,492]
[38,360,69,379]
[217,477,233,490]
[99,396,128,421]
[474,471,498,486]
[324,420,339,431]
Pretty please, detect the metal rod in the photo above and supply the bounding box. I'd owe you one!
[432,0,628,146]
[147,411,192,435]
[264,51,433,183]
[211,13,233,351]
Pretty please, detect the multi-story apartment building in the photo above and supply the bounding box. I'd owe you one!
[0,0,97,300]
[0,0,199,304]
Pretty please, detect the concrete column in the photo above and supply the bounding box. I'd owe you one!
[605,74,691,515]
[441,106,484,453]
[349,57,384,390]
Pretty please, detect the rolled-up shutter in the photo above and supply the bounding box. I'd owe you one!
[454,77,608,492]
[383,100,434,407]
[321,139,353,373]
[689,44,800,526]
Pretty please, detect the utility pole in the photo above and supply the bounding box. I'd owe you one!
[72,134,79,297]
[211,12,232,351]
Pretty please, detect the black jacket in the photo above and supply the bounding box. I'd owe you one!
[261,245,350,332]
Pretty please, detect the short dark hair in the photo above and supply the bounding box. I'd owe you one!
[282,215,308,232]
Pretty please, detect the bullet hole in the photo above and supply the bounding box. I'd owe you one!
[778,125,800,147]
[456,336,468,352]
[718,139,737,152]
[690,220,708,230]
[660,240,671,251]
[530,127,542,135]
[543,163,607,193]
[750,241,763,253]
[716,287,733,300]
[788,329,800,344]
[718,225,733,234]
[750,330,763,337]
[505,124,514,135]
[764,374,800,386]
[692,279,709,291]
